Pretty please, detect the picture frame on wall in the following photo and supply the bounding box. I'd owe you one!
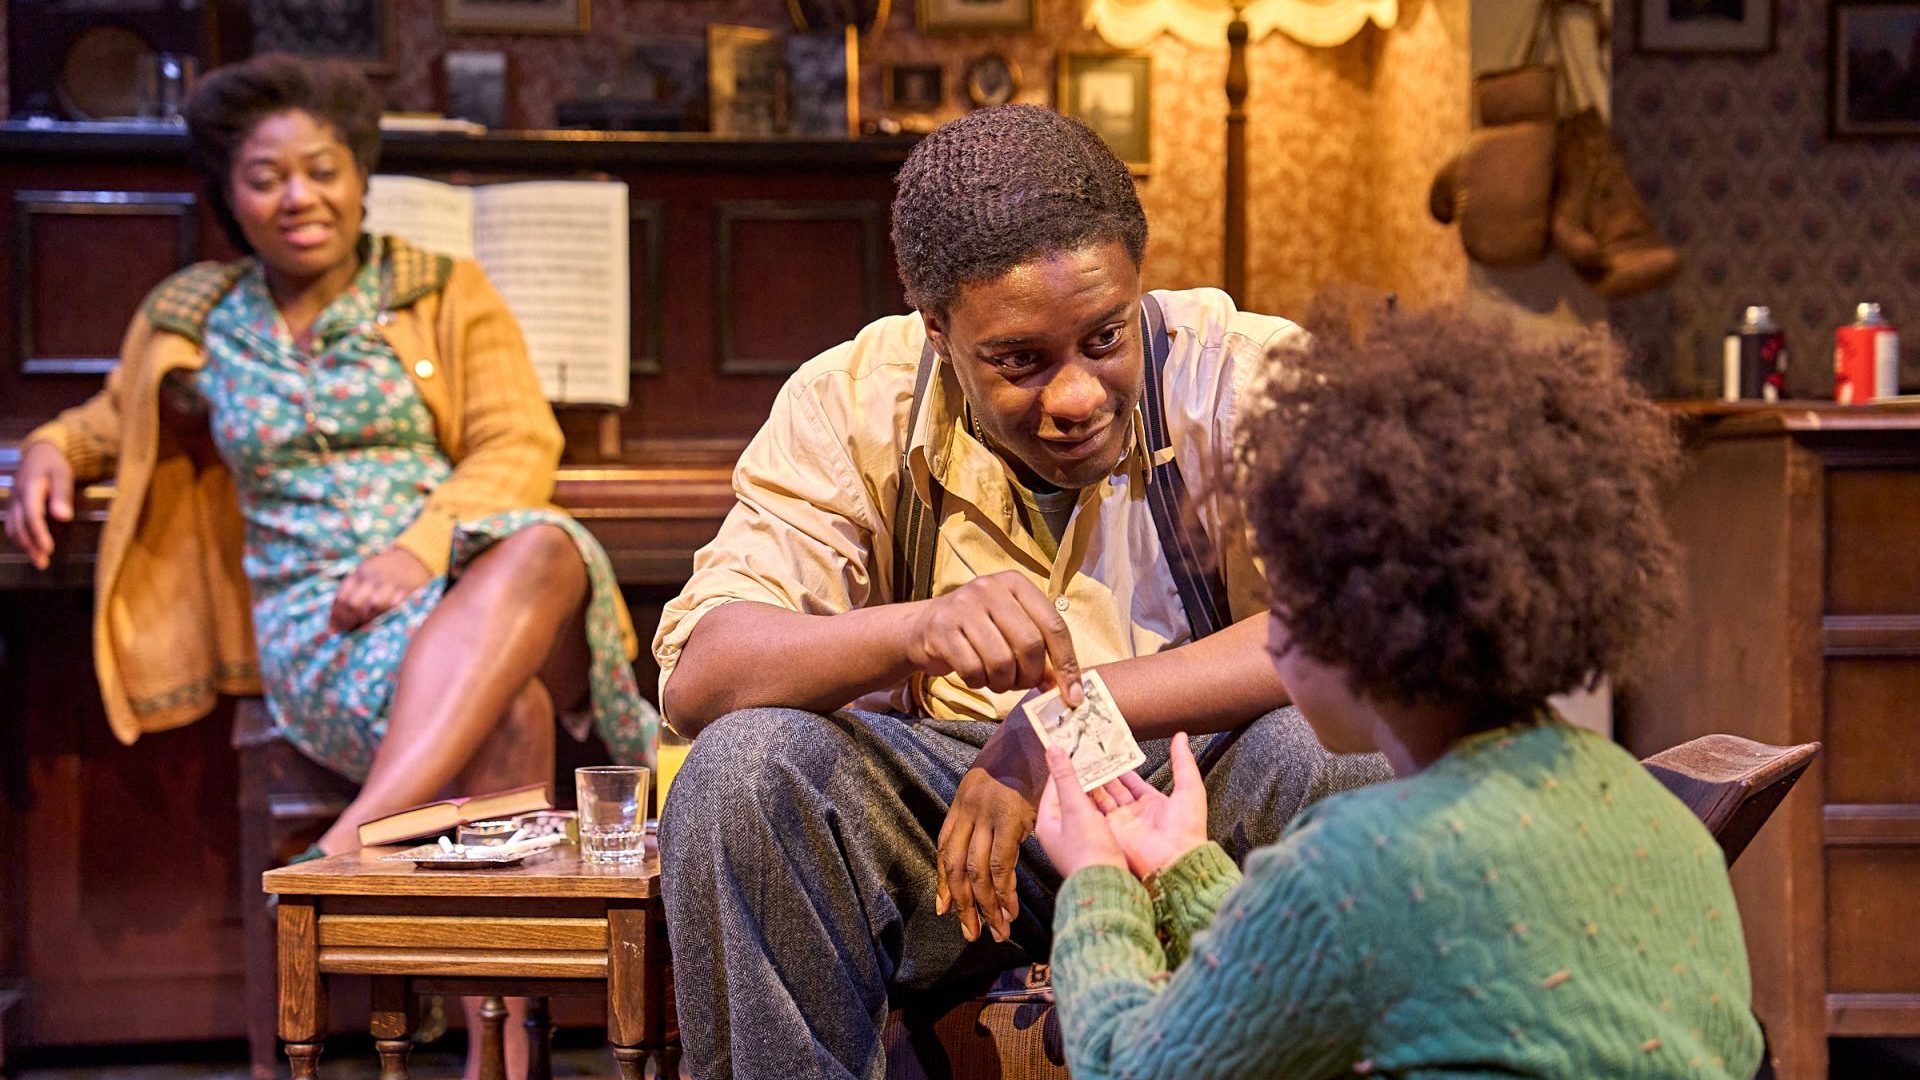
[443,50,508,129]
[1058,52,1151,175]
[884,63,945,112]
[252,0,393,72]
[1635,0,1774,54]
[917,0,1033,34]
[787,27,860,137]
[442,0,587,35]
[707,23,783,136]
[1830,2,1920,136]
[964,53,1020,109]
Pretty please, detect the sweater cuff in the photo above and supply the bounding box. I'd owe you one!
[1057,863,1152,921]
[24,421,108,483]
[1148,842,1240,960]
[392,507,456,578]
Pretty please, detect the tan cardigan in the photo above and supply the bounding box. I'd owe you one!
[26,236,638,745]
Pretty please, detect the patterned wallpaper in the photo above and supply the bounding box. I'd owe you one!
[1611,0,1920,398]
[0,0,1467,319]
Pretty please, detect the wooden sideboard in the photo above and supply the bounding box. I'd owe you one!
[1621,402,1920,1080]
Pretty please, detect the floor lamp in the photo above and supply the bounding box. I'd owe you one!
[1083,0,1398,301]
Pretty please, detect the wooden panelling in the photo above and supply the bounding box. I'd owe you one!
[1825,804,1920,846]
[630,200,664,378]
[715,200,885,376]
[14,190,197,375]
[1826,469,1920,616]
[1828,848,1920,994]
[1823,658,1920,804]
[1827,993,1920,1036]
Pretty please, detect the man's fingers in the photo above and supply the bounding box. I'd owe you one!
[988,823,1020,939]
[1005,581,1081,706]
[964,822,996,942]
[940,630,991,689]
[940,819,977,938]
[959,619,1019,693]
[982,590,1049,689]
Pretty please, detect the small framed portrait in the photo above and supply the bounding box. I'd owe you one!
[1830,2,1920,136]
[964,53,1020,109]
[252,0,393,71]
[442,0,587,35]
[917,0,1033,34]
[1635,0,1774,54]
[708,23,783,136]
[885,63,945,113]
[443,50,508,129]
[1058,52,1151,174]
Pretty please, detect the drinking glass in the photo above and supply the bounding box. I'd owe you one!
[655,728,692,819]
[575,765,649,864]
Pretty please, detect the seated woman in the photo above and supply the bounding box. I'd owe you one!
[3,53,655,1077]
[1033,300,1765,1078]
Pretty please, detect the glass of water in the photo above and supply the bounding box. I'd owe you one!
[575,765,649,864]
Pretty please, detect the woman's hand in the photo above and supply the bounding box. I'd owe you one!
[4,441,75,570]
[329,547,433,633]
[1035,745,1129,879]
[1097,732,1211,880]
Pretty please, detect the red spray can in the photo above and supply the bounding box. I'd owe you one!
[1834,302,1900,403]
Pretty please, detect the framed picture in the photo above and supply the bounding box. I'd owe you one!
[884,63,945,112]
[443,50,507,129]
[787,27,859,137]
[1831,2,1920,136]
[918,0,1032,34]
[252,0,393,71]
[707,23,783,136]
[442,0,586,35]
[1058,52,1151,174]
[1636,0,1774,54]
[964,53,1020,109]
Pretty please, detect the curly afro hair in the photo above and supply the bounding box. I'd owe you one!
[891,104,1148,317]
[184,53,383,256]
[1234,296,1680,724]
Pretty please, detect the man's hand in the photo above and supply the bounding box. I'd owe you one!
[936,697,1052,943]
[906,571,1083,704]
[3,441,75,571]
[329,547,433,634]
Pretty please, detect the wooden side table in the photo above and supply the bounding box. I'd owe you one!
[261,846,674,1080]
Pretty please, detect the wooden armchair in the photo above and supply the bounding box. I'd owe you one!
[881,733,1823,1080]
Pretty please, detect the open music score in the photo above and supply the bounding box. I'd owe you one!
[365,175,631,408]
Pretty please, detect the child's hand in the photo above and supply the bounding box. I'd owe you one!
[1096,732,1210,880]
[1035,747,1128,878]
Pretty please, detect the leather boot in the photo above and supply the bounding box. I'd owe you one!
[1551,107,1681,298]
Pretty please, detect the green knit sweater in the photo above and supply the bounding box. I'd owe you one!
[1051,723,1764,1078]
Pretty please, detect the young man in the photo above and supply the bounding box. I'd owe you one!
[653,105,1389,1078]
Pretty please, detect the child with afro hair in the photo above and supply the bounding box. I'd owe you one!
[1034,297,1766,1079]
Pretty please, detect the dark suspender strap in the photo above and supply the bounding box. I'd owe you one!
[1138,293,1233,642]
[892,337,943,604]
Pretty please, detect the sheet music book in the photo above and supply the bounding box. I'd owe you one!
[364,175,631,407]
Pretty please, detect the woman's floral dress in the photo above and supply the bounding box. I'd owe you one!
[191,238,656,781]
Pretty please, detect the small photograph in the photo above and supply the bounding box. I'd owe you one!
[707,23,783,136]
[787,27,859,137]
[252,0,392,71]
[964,53,1020,109]
[885,62,945,113]
[1831,2,1920,136]
[1058,52,1151,174]
[1636,0,1773,52]
[443,50,507,130]
[917,0,1033,34]
[442,0,587,34]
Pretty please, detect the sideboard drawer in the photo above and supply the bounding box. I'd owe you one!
[1827,470,1920,616]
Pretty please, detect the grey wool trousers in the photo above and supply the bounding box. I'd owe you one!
[657,706,1391,1080]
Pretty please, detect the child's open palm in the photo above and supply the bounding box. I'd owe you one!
[1095,732,1210,881]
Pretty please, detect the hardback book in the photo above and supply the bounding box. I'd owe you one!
[363,175,631,407]
[355,782,552,847]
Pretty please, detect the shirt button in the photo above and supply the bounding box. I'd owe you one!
[414,359,436,379]
[376,311,392,326]
[1054,596,1070,613]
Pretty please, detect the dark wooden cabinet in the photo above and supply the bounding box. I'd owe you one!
[1622,403,1920,1080]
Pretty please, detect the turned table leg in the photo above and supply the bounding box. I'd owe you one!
[476,998,509,1080]
[525,997,553,1080]
[370,978,414,1080]
[277,898,327,1080]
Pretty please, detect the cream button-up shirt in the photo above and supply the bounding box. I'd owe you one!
[653,287,1299,724]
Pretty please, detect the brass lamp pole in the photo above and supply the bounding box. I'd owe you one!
[1224,0,1249,302]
